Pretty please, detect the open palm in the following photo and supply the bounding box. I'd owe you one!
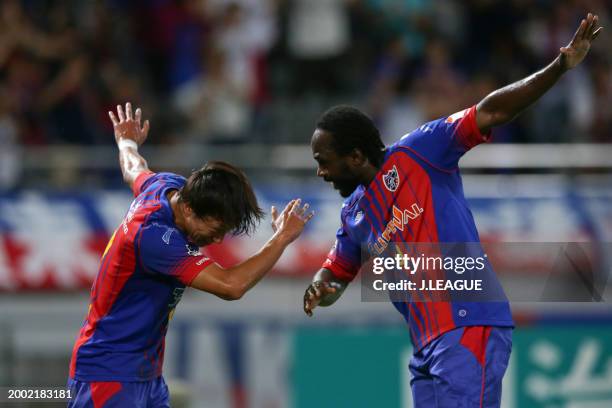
[560,13,603,70]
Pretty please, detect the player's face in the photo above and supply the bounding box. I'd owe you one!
[312,128,361,198]
[184,212,227,247]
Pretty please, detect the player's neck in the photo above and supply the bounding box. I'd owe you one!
[167,191,187,232]
[361,164,379,187]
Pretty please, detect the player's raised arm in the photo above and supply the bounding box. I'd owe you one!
[190,199,315,300]
[475,12,602,134]
[109,102,151,190]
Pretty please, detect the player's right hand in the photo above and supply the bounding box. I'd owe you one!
[109,102,150,146]
[559,12,602,70]
[303,281,340,317]
[271,199,314,245]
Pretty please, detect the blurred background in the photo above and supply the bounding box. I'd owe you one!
[0,0,611,407]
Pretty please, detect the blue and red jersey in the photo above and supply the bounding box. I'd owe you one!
[322,105,514,351]
[70,172,213,381]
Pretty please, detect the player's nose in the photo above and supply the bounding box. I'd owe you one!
[316,167,327,178]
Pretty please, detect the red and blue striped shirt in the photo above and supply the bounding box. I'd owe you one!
[322,106,514,351]
[70,172,213,381]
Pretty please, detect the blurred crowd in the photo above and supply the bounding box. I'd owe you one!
[0,0,610,155]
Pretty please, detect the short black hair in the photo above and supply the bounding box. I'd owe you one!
[180,161,264,236]
[316,105,386,167]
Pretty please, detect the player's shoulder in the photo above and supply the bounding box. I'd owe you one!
[392,107,475,149]
[393,120,446,149]
[138,219,193,257]
[141,172,187,194]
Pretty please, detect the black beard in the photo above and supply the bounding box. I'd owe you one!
[335,180,359,197]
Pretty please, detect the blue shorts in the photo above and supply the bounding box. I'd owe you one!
[67,376,170,408]
[409,326,512,408]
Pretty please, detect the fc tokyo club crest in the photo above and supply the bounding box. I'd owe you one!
[382,165,400,192]
[186,244,202,257]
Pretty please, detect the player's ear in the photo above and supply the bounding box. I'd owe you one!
[349,148,368,167]
[182,201,194,218]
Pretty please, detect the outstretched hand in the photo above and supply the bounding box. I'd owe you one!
[109,102,150,146]
[560,12,603,70]
[271,199,314,244]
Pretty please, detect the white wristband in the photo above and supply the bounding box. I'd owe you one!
[118,139,138,150]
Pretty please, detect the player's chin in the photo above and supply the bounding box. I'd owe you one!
[336,182,358,197]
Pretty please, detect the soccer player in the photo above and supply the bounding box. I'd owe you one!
[68,103,314,407]
[303,13,602,407]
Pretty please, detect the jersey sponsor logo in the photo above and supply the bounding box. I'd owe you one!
[122,199,143,234]
[445,108,468,123]
[185,244,202,257]
[382,165,400,192]
[369,203,424,255]
[196,256,210,266]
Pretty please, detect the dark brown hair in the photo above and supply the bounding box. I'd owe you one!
[180,161,264,235]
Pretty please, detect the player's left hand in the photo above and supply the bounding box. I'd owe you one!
[560,12,603,70]
[109,102,150,147]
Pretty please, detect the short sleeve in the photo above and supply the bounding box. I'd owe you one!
[132,171,156,197]
[137,223,214,286]
[322,224,362,282]
[397,105,491,170]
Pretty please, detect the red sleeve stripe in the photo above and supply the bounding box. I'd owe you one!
[322,258,358,282]
[457,105,492,149]
[132,171,156,197]
[171,256,214,286]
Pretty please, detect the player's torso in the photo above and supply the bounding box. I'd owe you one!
[71,187,186,381]
[343,146,513,349]
[344,146,474,250]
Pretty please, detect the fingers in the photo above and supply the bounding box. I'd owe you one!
[570,17,585,44]
[592,26,603,40]
[117,104,125,122]
[142,119,150,136]
[292,201,308,217]
[586,13,599,41]
[582,13,592,40]
[303,288,316,316]
[581,13,601,41]
[303,282,336,316]
[111,102,144,124]
[281,199,297,216]
[270,205,279,232]
[125,102,133,121]
[290,199,315,222]
[289,198,301,214]
[304,298,313,317]
[108,111,118,126]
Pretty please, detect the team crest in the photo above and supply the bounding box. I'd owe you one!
[382,165,400,192]
[186,243,202,256]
